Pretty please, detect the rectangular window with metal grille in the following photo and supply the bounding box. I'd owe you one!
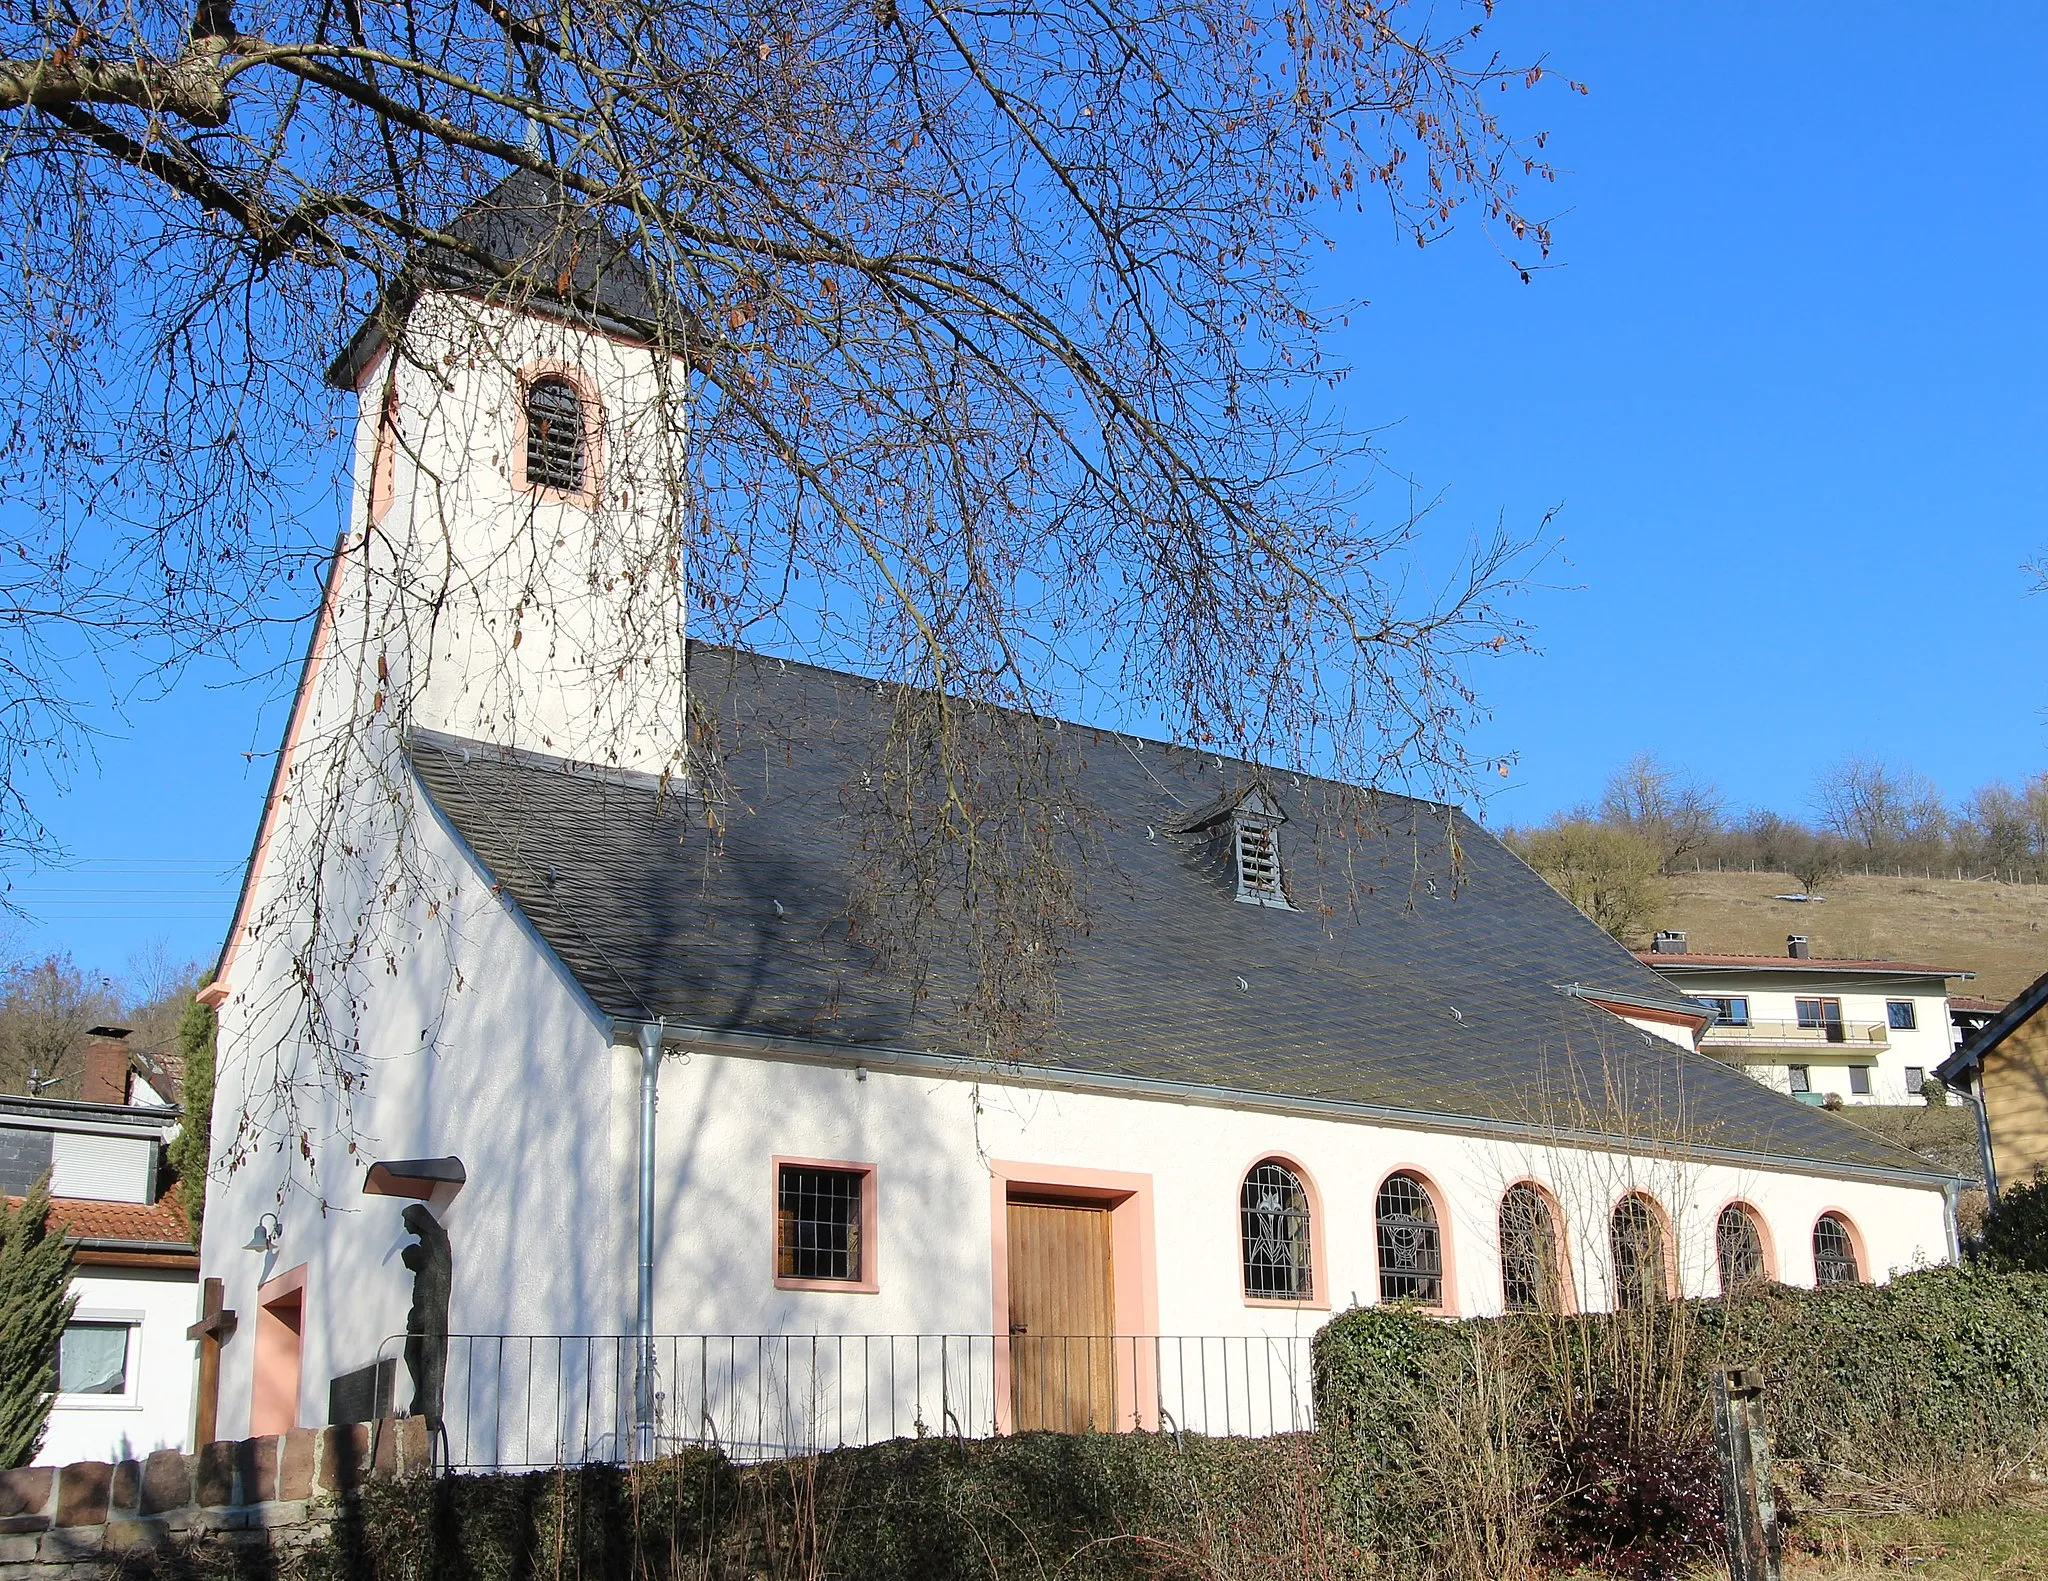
[777,1165,863,1281]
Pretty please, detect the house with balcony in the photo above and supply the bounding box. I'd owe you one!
[1636,932,1970,1106]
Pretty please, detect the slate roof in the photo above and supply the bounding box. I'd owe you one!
[327,168,675,388]
[408,645,1945,1181]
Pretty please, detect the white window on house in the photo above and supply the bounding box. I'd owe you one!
[523,376,588,494]
[1848,1065,1873,1096]
[776,1164,865,1282]
[1693,996,1750,1026]
[1795,998,1845,1041]
[57,1320,134,1397]
[1787,1064,1812,1094]
[1905,1065,1925,1092]
[1887,1000,1917,1031]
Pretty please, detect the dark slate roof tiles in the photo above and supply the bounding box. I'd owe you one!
[408,645,1940,1178]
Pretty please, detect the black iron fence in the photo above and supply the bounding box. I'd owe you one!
[377,1332,1319,1469]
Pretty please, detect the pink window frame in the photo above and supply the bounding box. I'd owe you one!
[1238,1152,1332,1312]
[771,1156,880,1294]
[250,1262,308,1436]
[1371,1163,1460,1316]
[512,361,604,507]
[1810,1208,1868,1286]
[1713,1197,1779,1288]
[1499,1177,1575,1314]
[986,1160,1160,1435]
[368,371,400,526]
[1610,1191,1680,1304]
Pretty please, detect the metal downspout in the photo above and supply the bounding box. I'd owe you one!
[1942,1177,1961,1266]
[635,1017,664,1460]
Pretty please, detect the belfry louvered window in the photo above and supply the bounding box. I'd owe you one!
[1240,1160,1313,1300]
[524,376,588,493]
[1234,818,1284,906]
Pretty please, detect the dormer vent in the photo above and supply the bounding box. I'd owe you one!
[1232,808,1290,909]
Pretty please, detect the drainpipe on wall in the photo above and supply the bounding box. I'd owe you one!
[1942,1178,1961,1266]
[634,1017,665,1461]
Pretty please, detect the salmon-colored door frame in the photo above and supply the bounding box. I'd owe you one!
[250,1263,308,1436]
[988,1162,1159,1434]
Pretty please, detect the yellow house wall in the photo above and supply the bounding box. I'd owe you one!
[1983,1011,2048,1186]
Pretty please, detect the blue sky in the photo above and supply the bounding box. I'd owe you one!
[9,0,2047,984]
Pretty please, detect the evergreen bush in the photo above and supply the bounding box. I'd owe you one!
[1975,1171,2048,1275]
[0,1177,76,1468]
[167,977,217,1241]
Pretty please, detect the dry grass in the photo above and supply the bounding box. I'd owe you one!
[1650,870,2048,1003]
[1777,1486,2048,1579]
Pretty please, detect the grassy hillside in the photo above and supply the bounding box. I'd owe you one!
[1649,869,2048,1004]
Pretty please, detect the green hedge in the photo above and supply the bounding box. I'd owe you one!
[1313,1264,2048,1563]
[294,1432,1351,1581]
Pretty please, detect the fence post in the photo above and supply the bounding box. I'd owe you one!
[1713,1369,1780,1581]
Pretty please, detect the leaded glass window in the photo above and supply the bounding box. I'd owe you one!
[1241,1161,1313,1300]
[1376,1172,1442,1305]
[1610,1195,1666,1310]
[1500,1184,1560,1313]
[524,376,588,493]
[1716,1204,1766,1292]
[1813,1213,1860,1286]
[777,1165,863,1281]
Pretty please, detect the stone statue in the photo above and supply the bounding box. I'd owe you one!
[400,1204,452,1432]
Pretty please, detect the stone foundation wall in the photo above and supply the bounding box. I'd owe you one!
[0,1417,433,1578]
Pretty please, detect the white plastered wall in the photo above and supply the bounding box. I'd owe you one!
[38,1268,200,1466]
[202,286,685,1439]
[640,1047,1951,1341]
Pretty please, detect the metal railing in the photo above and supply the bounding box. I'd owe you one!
[379,1333,1319,1469]
[1701,1019,1889,1049]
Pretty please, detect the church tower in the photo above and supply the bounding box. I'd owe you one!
[323,171,691,782]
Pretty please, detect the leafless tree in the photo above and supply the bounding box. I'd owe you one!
[1814,757,1948,861]
[1598,753,1721,874]
[1,0,1572,1177]
[0,953,121,1097]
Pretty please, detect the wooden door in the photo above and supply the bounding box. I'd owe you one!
[1006,1198,1116,1431]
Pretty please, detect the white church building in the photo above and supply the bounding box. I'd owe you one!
[195,176,1961,1465]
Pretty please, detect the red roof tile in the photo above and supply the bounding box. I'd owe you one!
[1632,952,1968,977]
[6,1187,193,1247]
[1950,995,2007,1015]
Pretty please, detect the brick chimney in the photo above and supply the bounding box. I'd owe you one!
[81,1026,132,1104]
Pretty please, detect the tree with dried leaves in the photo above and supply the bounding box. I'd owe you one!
[3,0,1570,1177]
[1598,753,1721,876]
[1508,817,1662,945]
[1815,756,1948,861]
[0,954,120,1099]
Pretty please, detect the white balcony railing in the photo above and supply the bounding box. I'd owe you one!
[1701,1019,1890,1050]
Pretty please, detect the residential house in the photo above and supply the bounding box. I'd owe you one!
[1936,967,2048,1197]
[0,1085,198,1465]
[1637,933,1969,1106]
[192,176,1964,1461]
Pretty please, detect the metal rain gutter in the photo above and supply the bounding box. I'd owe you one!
[632,1017,663,1460]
